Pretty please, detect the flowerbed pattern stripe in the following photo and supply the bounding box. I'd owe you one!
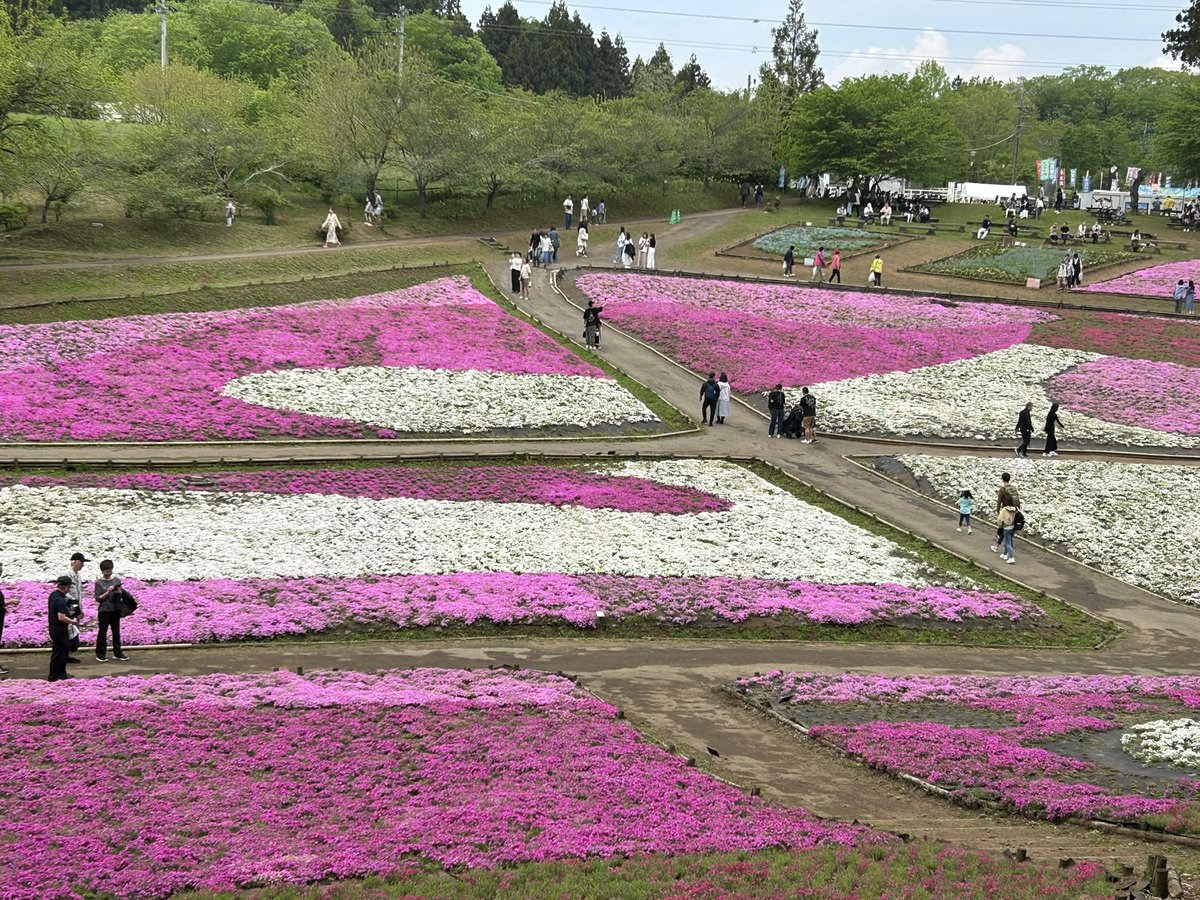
[0,668,883,898]
[1081,259,1200,296]
[735,672,1200,834]
[0,276,655,440]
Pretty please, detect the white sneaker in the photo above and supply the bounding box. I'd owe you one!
[1006,558,1016,564]
[967,528,972,534]
[990,544,998,553]
[1048,451,1058,457]
[956,527,962,532]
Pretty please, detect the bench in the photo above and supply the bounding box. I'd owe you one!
[898,224,936,235]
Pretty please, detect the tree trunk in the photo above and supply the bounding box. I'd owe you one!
[486,175,501,210]
[416,177,427,218]
[40,196,51,224]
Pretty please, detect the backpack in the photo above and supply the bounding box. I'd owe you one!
[1013,509,1026,532]
[703,382,719,401]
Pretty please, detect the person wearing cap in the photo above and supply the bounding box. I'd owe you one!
[66,552,88,661]
[48,575,81,681]
[94,559,128,662]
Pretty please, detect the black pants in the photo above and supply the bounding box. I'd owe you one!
[510,269,520,293]
[49,626,69,680]
[96,610,122,658]
[1017,429,1032,456]
[702,399,717,425]
[828,268,840,283]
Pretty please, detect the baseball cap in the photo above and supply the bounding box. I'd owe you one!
[55,574,72,586]
[70,552,89,562]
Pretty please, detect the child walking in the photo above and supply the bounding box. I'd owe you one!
[957,489,974,534]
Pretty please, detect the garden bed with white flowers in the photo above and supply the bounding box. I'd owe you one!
[0,274,671,441]
[734,672,1200,838]
[0,458,1112,647]
[882,454,1200,606]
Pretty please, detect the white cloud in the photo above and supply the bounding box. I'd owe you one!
[827,28,1029,83]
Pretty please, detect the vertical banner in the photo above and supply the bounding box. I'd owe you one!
[778,166,786,189]
[1069,168,1077,188]
[1039,158,1057,182]
[1126,166,1140,186]
[1082,171,1091,192]
[1035,160,1042,182]
[1058,167,1066,186]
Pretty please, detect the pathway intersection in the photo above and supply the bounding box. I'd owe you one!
[3,219,1199,874]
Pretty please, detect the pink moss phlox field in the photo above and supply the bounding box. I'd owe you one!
[0,669,884,898]
[1049,357,1200,435]
[0,465,730,514]
[1081,259,1200,296]
[574,273,1055,392]
[736,673,1200,827]
[1030,310,1200,367]
[0,277,607,441]
[0,576,1037,646]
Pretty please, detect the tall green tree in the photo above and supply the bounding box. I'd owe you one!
[630,43,673,95]
[674,55,710,96]
[1163,0,1200,67]
[406,11,503,91]
[15,120,100,222]
[592,30,629,98]
[758,0,823,100]
[677,87,771,187]
[476,1,522,71]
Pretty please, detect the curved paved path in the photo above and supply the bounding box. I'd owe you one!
[4,244,1200,868]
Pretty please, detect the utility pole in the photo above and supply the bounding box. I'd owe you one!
[159,0,168,69]
[1010,93,1030,186]
[394,7,406,76]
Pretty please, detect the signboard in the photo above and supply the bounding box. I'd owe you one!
[1039,158,1057,181]
[1069,168,1077,188]
[1025,278,1042,290]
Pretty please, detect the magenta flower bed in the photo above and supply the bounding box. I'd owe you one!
[0,277,605,441]
[574,273,1054,392]
[0,575,1036,647]
[0,668,882,898]
[1030,310,1200,367]
[1049,357,1200,435]
[735,673,1200,831]
[1081,259,1200,296]
[0,465,730,514]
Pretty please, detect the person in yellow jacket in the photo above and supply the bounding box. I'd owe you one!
[869,254,884,287]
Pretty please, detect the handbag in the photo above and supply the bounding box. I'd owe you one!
[119,589,138,618]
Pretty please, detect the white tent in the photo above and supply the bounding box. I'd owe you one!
[951,182,1028,202]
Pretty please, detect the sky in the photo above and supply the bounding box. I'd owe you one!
[456,0,1187,89]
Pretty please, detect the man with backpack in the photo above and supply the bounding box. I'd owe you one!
[767,384,787,437]
[798,387,817,443]
[700,373,720,426]
[991,472,1023,564]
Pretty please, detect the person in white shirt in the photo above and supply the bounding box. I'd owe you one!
[509,252,523,294]
[519,256,532,299]
[580,195,589,224]
[563,195,574,229]
[576,222,589,257]
[614,228,627,264]
[637,232,649,268]
[225,200,236,227]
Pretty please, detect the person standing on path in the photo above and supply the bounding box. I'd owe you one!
[646,233,656,269]
[799,387,817,443]
[1015,401,1034,457]
[519,255,532,300]
[992,472,1021,564]
[1071,253,1082,289]
[509,252,523,294]
[1043,403,1063,456]
[638,232,649,268]
[614,228,627,264]
[783,245,795,277]
[364,196,375,226]
[596,199,606,224]
[580,195,589,225]
[767,384,787,437]
[828,248,841,283]
[583,300,603,349]
[957,490,974,534]
[94,560,128,662]
[321,209,341,248]
[810,246,825,282]
[700,373,719,426]
[563,195,574,230]
[48,575,80,682]
[549,226,560,263]
[1187,280,1196,316]
[623,238,636,269]
[716,373,731,424]
[539,231,553,267]
[575,222,589,258]
[869,254,883,287]
[754,184,764,209]
[1175,279,1187,315]
[739,183,750,208]
[225,199,237,227]
[66,552,87,661]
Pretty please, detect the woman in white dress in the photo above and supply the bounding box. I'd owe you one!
[363,197,374,226]
[638,232,649,267]
[322,209,342,248]
[646,233,656,269]
[614,228,627,264]
[716,372,731,424]
[576,222,589,257]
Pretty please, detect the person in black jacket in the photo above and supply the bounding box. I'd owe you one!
[1043,403,1063,456]
[767,384,787,436]
[583,300,603,349]
[1014,401,1034,457]
[48,575,81,682]
[783,245,795,277]
[700,373,719,426]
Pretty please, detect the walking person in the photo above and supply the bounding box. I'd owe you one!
[783,245,795,277]
[575,222,589,258]
[539,230,553,267]
[580,195,589,225]
[739,183,750,208]
[1056,257,1070,292]
[563,195,574,230]
[957,490,974,534]
[646,233,656,269]
[321,208,342,248]
[364,196,375,226]
[767,384,787,437]
[596,199,606,224]
[614,228,627,264]
[1015,401,1034,457]
[373,191,383,224]
[583,299,604,349]
[224,199,237,227]
[519,255,532,300]
[48,575,80,682]
[990,472,1021,561]
[809,246,825,282]
[94,560,129,662]
[1175,279,1187,315]
[509,252,523,294]
[828,248,841,283]
[754,183,764,209]
[716,373,731,424]
[798,387,817,443]
[700,373,719,426]
[1071,253,1082,289]
[1043,403,1063,456]
[869,254,883,288]
[1187,280,1196,316]
[549,225,560,263]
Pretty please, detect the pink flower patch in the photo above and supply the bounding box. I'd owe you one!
[574,274,1053,393]
[1081,260,1200,296]
[1049,356,1200,435]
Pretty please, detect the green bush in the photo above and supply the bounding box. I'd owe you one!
[247,185,282,225]
[0,203,28,231]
